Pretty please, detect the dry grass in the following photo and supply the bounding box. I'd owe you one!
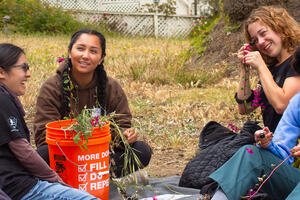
[0,32,263,176]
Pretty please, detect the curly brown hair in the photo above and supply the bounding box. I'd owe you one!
[291,45,300,75]
[244,6,300,65]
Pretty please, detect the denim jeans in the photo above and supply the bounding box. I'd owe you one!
[21,180,100,200]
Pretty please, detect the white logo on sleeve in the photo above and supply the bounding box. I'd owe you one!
[8,116,19,132]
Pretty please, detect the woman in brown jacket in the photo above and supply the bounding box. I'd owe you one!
[33,29,152,178]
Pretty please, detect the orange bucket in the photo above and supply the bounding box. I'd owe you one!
[46,119,111,200]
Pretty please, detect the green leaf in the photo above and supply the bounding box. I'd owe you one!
[83,142,89,152]
[73,134,80,144]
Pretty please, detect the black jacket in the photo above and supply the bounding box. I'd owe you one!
[179,120,261,192]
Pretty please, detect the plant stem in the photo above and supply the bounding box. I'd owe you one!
[248,154,292,200]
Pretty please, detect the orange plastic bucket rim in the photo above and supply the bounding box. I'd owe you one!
[46,119,110,140]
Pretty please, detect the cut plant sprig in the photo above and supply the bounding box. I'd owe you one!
[241,44,253,96]
[110,117,143,178]
[61,107,111,151]
[61,108,143,181]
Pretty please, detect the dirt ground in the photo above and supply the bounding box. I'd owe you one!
[145,137,199,177]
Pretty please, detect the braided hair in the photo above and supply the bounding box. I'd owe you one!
[61,29,107,117]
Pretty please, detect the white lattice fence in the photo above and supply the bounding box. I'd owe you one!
[74,11,198,38]
[42,0,140,12]
[157,16,196,38]
[101,0,140,13]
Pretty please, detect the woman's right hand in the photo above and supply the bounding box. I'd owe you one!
[237,44,253,63]
[254,127,273,148]
[123,128,138,144]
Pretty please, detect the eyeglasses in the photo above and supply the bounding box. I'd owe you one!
[14,63,30,72]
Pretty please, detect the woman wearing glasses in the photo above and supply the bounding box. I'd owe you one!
[0,43,99,200]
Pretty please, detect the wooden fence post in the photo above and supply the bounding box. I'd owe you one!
[153,13,158,38]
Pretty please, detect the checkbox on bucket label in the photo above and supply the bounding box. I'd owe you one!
[78,163,87,172]
[79,183,88,191]
[78,173,88,182]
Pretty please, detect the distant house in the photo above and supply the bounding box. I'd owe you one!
[43,0,210,16]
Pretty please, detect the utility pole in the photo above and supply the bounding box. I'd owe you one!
[3,16,10,36]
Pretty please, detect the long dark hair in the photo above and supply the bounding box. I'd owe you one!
[62,29,107,116]
[0,43,24,71]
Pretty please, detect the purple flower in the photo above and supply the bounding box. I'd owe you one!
[90,116,99,127]
[252,89,265,109]
[57,57,65,63]
[246,147,254,154]
[254,90,260,96]
[227,122,239,132]
[247,189,256,195]
[259,103,264,107]
[245,45,252,51]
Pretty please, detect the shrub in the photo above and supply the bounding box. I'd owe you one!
[0,0,103,34]
[189,14,220,56]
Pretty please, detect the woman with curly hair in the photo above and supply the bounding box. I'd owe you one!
[235,6,300,133]
[209,6,300,199]
[210,45,300,200]
[33,29,152,178]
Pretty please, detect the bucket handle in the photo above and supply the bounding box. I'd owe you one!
[55,142,109,179]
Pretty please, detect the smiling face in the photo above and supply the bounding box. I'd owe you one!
[69,33,103,78]
[248,21,286,60]
[0,53,31,96]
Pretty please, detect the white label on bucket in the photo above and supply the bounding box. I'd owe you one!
[102,150,109,158]
[76,152,110,194]
[78,163,87,172]
[79,183,88,191]
[90,171,109,181]
[78,173,88,182]
[78,153,100,161]
[90,179,109,191]
[90,161,107,171]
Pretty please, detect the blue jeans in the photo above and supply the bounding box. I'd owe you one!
[21,180,100,200]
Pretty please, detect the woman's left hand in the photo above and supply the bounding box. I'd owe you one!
[243,50,267,71]
[254,127,273,148]
[123,128,138,144]
[291,144,300,157]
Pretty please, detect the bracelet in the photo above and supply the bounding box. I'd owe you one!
[234,91,254,104]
